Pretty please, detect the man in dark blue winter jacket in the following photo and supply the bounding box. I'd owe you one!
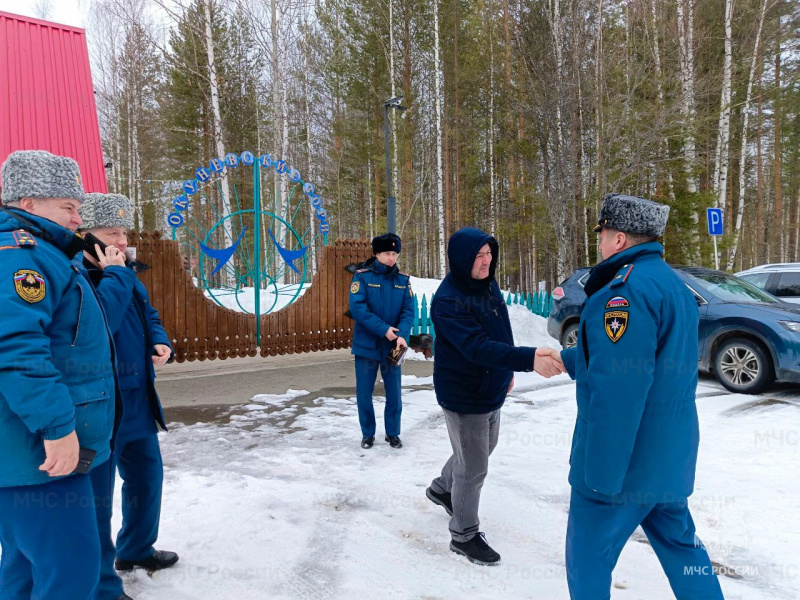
[349,233,414,449]
[425,227,565,566]
[79,193,179,585]
[0,151,120,599]
[559,195,723,599]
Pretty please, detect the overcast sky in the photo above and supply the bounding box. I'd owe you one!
[0,0,89,29]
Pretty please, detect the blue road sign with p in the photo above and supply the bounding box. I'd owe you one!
[707,208,724,236]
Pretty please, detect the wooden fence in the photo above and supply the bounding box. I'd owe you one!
[129,232,372,362]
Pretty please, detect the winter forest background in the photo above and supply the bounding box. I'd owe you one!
[39,0,800,289]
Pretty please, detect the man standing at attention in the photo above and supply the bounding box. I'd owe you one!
[349,233,414,449]
[559,194,723,599]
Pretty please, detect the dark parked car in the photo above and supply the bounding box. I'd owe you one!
[548,267,591,349]
[548,265,800,394]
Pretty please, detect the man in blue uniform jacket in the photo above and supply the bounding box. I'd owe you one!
[0,150,119,599]
[426,227,565,566]
[349,233,414,449]
[79,193,179,582]
[559,194,723,599]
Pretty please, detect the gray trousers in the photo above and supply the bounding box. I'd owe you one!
[431,407,501,542]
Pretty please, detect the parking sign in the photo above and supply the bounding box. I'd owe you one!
[707,208,724,236]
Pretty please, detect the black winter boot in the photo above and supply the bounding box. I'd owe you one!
[361,436,375,449]
[450,533,501,566]
[385,435,403,448]
[115,550,179,573]
[425,486,453,516]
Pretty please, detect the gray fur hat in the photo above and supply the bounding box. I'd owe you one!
[593,194,670,237]
[1,150,85,204]
[79,193,134,231]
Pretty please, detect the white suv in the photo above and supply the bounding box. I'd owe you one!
[735,263,800,304]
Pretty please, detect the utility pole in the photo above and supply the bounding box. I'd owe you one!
[384,96,407,233]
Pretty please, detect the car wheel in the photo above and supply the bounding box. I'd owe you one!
[713,338,775,395]
[561,322,579,349]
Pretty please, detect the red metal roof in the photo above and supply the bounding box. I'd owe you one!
[0,10,107,193]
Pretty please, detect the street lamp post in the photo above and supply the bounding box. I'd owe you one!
[384,96,407,234]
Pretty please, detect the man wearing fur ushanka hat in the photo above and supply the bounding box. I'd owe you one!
[348,232,414,450]
[559,193,723,599]
[79,193,180,592]
[0,150,119,599]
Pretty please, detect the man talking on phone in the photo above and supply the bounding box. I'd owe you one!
[0,150,118,599]
[79,193,179,586]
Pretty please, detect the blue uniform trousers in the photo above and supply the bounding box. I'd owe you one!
[114,433,164,562]
[0,473,101,600]
[566,488,723,600]
[89,457,125,600]
[354,356,402,438]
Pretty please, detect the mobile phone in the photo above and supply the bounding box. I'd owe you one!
[82,232,108,258]
[72,447,97,475]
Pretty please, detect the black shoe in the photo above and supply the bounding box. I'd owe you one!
[450,533,501,566]
[385,435,403,448]
[361,436,375,449]
[115,550,179,573]
[426,486,453,516]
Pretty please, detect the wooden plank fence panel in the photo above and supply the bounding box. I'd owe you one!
[303,257,313,352]
[132,234,370,362]
[162,238,176,349]
[319,242,329,351]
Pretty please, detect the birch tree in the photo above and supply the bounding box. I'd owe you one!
[727,0,768,269]
[489,1,497,236]
[712,0,734,210]
[433,0,446,278]
[676,0,697,194]
[204,0,234,252]
[302,15,317,274]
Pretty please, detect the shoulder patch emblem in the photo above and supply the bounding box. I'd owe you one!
[604,310,628,343]
[350,281,361,294]
[605,296,629,309]
[14,270,46,303]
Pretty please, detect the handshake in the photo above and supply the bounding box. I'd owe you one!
[534,347,567,378]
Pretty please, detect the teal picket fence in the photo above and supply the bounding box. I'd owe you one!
[411,290,553,336]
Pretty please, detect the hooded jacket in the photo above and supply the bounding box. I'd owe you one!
[0,207,117,487]
[349,257,415,361]
[431,228,537,414]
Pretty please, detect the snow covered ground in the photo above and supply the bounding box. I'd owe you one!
[202,283,310,313]
[114,311,799,600]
